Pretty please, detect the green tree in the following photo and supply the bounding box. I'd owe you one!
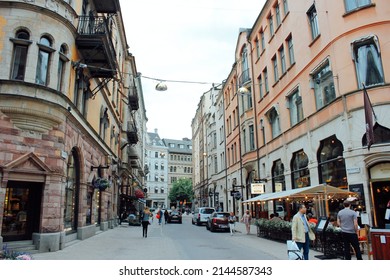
[168,178,194,204]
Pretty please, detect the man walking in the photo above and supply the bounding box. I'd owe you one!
[291,204,314,260]
[337,200,363,260]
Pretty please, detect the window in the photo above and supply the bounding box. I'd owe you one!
[272,159,285,192]
[287,36,295,66]
[345,0,371,13]
[267,107,281,138]
[263,68,269,94]
[57,44,68,91]
[279,46,287,75]
[255,38,260,58]
[307,5,320,40]
[268,14,274,37]
[318,136,348,189]
[65,148,80,231]
[161,187,165,194]
[275,4,281,27]
[36,36,54,85]
[272,55,279,83]
[258,74,264,99]
[288,88,304,126]
[291,150,310,189]
[260,30,265,51]
[283,0,289,16]
[99,107,109,140]
[249,125,255,151]
[352,36,384,89]
[10,30,31,80]
[312,60,336,110]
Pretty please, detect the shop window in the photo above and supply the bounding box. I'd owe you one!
[291,150,311,189]
[272,159,285,192]
[362,123,390,147]
[64,148,80,232]
[352,36,384,89]
[318,135,348,188]
[10,30,31,81]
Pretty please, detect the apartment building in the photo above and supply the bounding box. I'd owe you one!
[0,0,147,252]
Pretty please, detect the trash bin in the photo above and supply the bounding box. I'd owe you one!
[370,228,390,260]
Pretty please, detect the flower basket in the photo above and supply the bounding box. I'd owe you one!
[1,245,33,260]
[93,177,111,191]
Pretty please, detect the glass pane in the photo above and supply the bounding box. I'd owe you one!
[35,50,49,85]
[2,188,30,238]
[11,45,28,80]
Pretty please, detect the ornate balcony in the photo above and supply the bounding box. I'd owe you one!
[92,0,120,14]
[76,16,117,78]
[126,121,138,144]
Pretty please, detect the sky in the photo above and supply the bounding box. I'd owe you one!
[120,0,266,140]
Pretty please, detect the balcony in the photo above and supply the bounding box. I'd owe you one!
[127,121,138,144]
[76,16,117,78]
[238,68,251,87]
[92,0,120,13]
[128,86,139,111]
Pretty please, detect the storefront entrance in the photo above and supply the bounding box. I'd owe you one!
[372,181,390,228]
[2,181,42,241]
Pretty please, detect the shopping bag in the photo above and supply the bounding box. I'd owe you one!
[287,240,303,260]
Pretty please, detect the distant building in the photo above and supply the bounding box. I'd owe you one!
[145,129,168,209]
[163,138,193,208]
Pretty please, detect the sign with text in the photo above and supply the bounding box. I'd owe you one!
[251,183,265,194]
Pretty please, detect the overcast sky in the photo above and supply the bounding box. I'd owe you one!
[120,0,266,140]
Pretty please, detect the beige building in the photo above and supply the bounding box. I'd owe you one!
[0,0,147,252]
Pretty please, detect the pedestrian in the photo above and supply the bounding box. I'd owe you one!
[141,207,152,238]
[241,210,252,234]
[291,204,315,260]
[164,209,169,224]
[156,208,163,225]
[228,212,236,236]
[337,200,363,260]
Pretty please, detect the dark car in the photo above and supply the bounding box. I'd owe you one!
[167,211,182,224]
[206,212,230,232]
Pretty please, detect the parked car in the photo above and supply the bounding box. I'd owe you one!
[192,207,215,226]
[206,212,230,232]
[167,210,182,223]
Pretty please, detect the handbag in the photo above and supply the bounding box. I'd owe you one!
[156,213,160,219]
[287,240,303,260]
[308,230,316,241]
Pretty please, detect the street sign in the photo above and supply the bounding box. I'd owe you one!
[230,190,240,196]
[251,183,265,194]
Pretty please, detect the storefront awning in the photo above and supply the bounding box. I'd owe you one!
[242,184,357,203]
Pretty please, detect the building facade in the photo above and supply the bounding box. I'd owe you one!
[0,0,147,252]
[163,138,193,208]
[193,0,390,228]
[145,129,168,209]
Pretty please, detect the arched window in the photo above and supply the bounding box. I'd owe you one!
[64,148,80,232]
[267,106,281,139]
[362,123,390,147]
[318,135,348,188]
[10,29,31,80]
[99,107,109,141]
[291,150,310,189]
[272,159,285,192]
[36,35,54,85]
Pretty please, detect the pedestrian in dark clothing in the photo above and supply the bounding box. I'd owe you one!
[337,200,363,260]
[164,210,169,224]
[141,207,152,238]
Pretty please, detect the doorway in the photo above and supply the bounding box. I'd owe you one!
[372,181,390,228]
[2,181,43,241]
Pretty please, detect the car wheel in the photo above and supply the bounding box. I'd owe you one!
[210,226,215,232]
[192,219,195,225]
[197,219,201,226]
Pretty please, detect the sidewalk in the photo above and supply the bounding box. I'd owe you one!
[233,222,370,260]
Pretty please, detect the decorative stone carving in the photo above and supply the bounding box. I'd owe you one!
[45,0,59,13]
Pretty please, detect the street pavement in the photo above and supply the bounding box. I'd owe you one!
[32,214,368,260]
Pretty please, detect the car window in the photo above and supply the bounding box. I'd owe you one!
[201,208,215,214]
[215,213,229,218]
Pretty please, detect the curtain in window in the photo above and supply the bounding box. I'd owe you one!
[11,45,28,80]
[36,50,49,85]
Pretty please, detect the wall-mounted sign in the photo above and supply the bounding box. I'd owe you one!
[251,183,265,194]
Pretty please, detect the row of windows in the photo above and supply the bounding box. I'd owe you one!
[170,154,192,162]
[169,166,193,173]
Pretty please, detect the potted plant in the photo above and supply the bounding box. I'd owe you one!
[93,177,111,191]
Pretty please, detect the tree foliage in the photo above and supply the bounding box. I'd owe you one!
[168,178,194,202]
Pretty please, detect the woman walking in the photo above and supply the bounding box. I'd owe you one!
[141,207,152,238]
[241,210,252,234]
